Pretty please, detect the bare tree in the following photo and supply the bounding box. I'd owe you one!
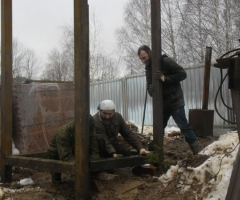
[115,0,151,74]
[41,8,120,82]
[41,48,69,81]
[12,39,26,78]
[89,10,120,81]
[179,0,240,62]
[117,0,240,69]
[61,24,74,81]
[23,48,41,79]
[115,0,185,73]
[161,0,183,61]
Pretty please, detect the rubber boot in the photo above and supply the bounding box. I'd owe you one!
[189,140,199,155]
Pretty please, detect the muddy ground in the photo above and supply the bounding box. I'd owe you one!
[0,131,220,200]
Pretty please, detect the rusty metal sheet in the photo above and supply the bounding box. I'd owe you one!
[189,109,214,137]
[12,82,75,154]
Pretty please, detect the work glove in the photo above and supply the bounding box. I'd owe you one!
[139,148,151,155]
[113,154,122,158]
[155,71,165,82]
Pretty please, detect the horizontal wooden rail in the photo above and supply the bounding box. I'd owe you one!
[6,155,75,173]
[90,155,146,172]
[5,154,146,174]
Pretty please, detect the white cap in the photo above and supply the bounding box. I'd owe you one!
[98,100,115,110]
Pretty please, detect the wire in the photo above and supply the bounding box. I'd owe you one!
[219,69,233,110]
[214,71,236,124]
[219,48,240,59]
[212,142,240,179]
[214,48,240,124]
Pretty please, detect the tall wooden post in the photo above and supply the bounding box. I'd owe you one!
[151,0,164,163]
[1,0,13,182]
[74,0,90,199]
[202,47,212,110]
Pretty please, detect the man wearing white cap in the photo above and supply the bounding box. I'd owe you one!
[93,100,148,158]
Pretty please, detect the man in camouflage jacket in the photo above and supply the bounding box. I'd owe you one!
[48,115,99,184]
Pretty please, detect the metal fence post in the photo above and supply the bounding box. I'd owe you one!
[121,77,128,120]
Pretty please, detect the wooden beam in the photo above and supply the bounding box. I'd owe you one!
[151,1,164,162]
[5,155,146,174]
[17,152,49,159]
[74,0,90,199]
[1,0,13,183]
[90,156,146,172]
[5,156,75,173]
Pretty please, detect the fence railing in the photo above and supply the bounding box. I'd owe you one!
[90,65,235,129]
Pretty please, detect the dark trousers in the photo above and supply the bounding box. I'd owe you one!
[49,152,61,182]
[97,137,131,158]
[163,106,197,144]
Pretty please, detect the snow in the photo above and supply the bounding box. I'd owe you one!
[127,121,239,199]
[158,130,239,200]
[19,178,34,186]
[12,141,20,155]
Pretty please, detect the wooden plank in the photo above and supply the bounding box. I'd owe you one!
[17,152,49,158]
[74,0,90,199]
[5,156,75,174]
[1,0,13,183]
[5,155,146,174]
[202,47,212,109]
[151,0,164,163]
[90,156,146,172]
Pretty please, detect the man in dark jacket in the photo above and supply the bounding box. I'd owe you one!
[93,100,148,158]
[48,115,99,184]
[137,45,199,155]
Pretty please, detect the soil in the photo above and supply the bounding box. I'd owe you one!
[0,132,219,200]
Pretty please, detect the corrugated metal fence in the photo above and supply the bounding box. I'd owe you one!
[90,65,235,128]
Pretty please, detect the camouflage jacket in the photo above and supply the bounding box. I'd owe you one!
[48,121,99,162]
[93,112,143,155]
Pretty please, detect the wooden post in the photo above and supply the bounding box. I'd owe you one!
[151,0,164,162]
[74,0,90,199]
[1,0,13,182]
[202,47,212,110]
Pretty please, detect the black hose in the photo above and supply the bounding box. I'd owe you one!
[214,71,236,124]
[214,49,239,124]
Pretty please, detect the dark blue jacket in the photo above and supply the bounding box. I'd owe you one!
[145,54,186,111]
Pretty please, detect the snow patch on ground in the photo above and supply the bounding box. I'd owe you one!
[158,131,239,200]
[12,141,20,155]
[19,178,34,186]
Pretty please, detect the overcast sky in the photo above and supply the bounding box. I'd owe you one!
[1,0,129,63]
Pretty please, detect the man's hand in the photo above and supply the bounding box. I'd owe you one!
[148,85,154,93]
[139,148,151,155]
[155,71,165,82]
